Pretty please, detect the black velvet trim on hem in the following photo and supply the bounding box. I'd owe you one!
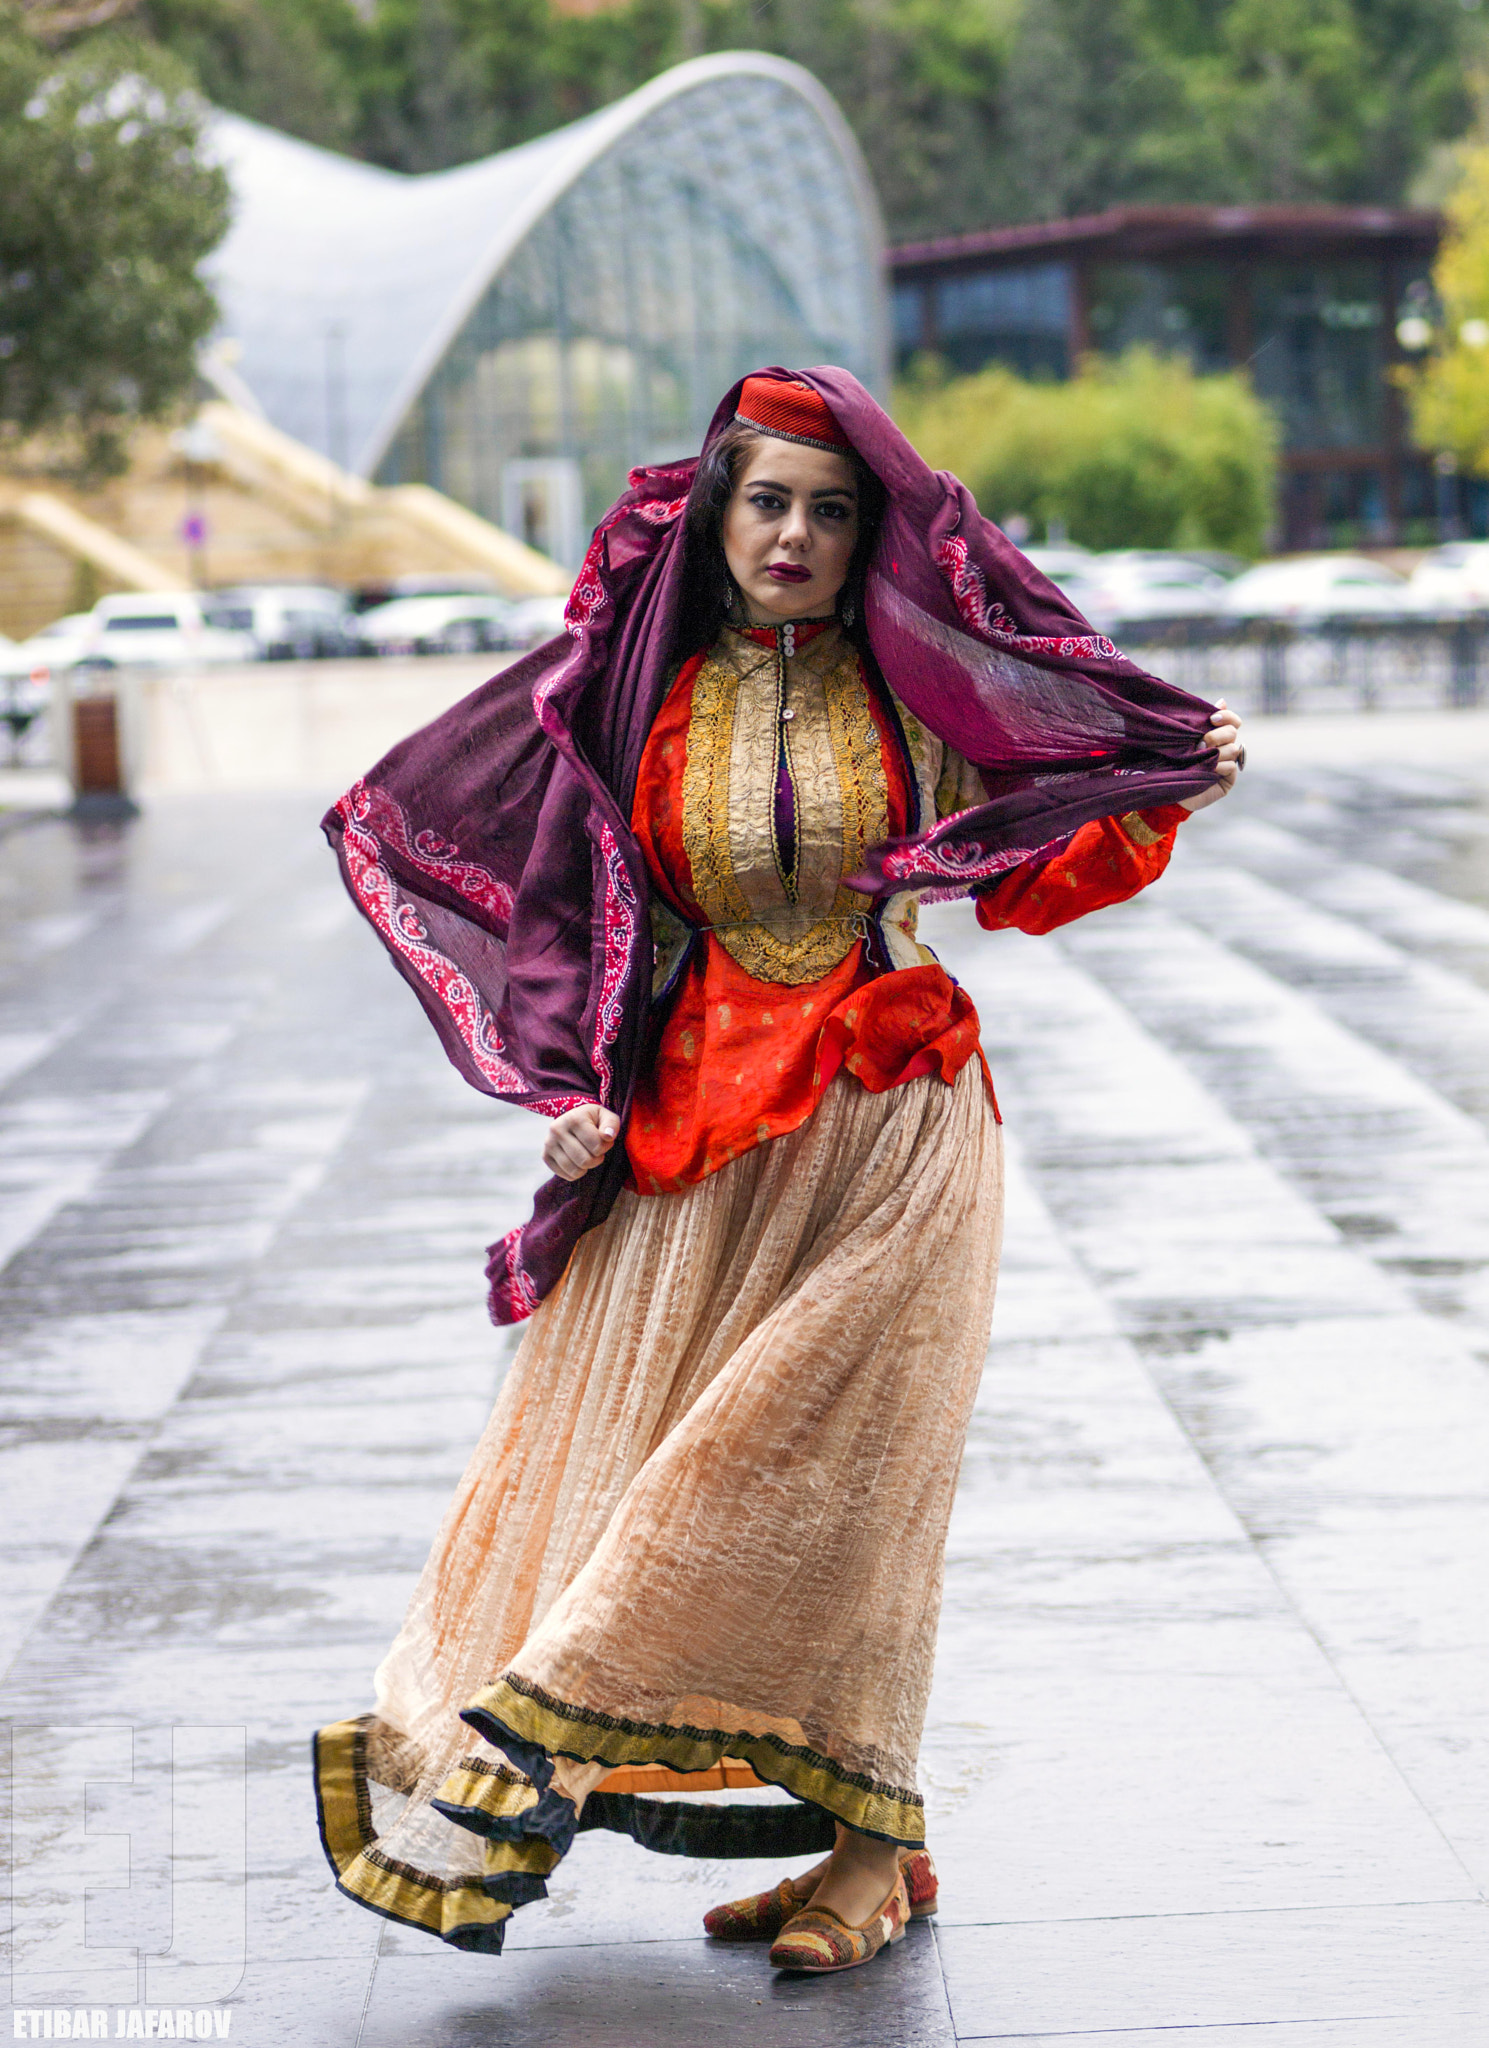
[457,1709,838,1861]
[582,1790,837,1860]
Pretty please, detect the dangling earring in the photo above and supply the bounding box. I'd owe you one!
[840,592,857,629]
[721,569,740,621]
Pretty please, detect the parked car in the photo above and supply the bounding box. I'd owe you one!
[354,593,518,656]
[353,573,500,611]
[1407,541,1489,615]
[1220,554,1412,621]
[504,594,571,648]
[1087,550,1232,622]
[1021,543,1095,581]
[78,592,257,671]
[8,613,99,680]
[208,585,354,659]
[1016,546,1116,627]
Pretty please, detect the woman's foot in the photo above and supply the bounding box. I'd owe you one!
[804,1823,901,1928]
[548,1754,610,1819]
[768,1862,911,1973]
[703,1842,938,1939]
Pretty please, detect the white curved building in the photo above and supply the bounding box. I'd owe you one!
[207,55,887,566]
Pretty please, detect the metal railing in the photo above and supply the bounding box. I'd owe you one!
[1115,615,1487,716]
[3,617,1486,804]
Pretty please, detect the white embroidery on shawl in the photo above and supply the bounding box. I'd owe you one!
[345,779,515,922]
[592,821,638,1106]
[935,535,1120,662]
[496,1223,540,1319]
[335,800,527,1094]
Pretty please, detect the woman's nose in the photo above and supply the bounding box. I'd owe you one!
[779,502,812,549]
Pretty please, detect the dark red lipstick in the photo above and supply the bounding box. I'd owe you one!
[767,563,812,583]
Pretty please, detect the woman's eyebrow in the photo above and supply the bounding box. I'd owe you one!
[746,478,857,500]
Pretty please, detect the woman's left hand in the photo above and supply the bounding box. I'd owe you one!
[1180,699,1245,812]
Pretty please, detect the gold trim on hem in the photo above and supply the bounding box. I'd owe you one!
[466,1677,927,1847]
[314,1717,520,1946]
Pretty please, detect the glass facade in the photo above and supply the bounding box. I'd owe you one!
[375,72,885,562]
[1248,263,1386,452]
[889,234,1440,546]
[925,264,1070,379]
[1085,261,1232,378]
[893,264,1070,379]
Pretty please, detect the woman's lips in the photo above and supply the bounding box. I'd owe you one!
[767,563,812,583]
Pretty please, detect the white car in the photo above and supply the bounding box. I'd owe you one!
[1019,546,1118,627]
[1022,543,1095,581]
[355,593,518,656]
[505,594,571,648]
[1220,555,1412,621]
[9,613,99,680]
[79,592,257,671]
[208,585,354,659]
[1088,551,1232,621]
[1407,541,1489,615]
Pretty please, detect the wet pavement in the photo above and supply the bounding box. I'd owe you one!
[2,718,1488,2045]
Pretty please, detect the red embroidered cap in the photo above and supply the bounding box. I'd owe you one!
[736,375,853,454]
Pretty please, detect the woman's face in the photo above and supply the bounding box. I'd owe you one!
[721,439,860,624]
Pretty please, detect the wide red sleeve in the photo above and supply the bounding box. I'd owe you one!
[975,805,1187,936]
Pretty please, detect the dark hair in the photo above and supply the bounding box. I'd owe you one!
[673,418,886,657]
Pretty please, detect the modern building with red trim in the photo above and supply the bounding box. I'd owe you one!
[890,206,1449,550]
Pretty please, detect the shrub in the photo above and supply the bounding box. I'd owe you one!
[894,347,1279,556]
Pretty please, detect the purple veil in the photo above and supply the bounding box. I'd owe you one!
[324,366,1219,1322]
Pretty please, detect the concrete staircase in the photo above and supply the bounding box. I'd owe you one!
[0,403,568,640]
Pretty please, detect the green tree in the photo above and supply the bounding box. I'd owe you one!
[1140,0,1472,205]
[991,0,1185,224]
[1404,144,1489,470]
[42,0,1489,241]
[137,0,364,151]
[895,348,1278,555]
[0,7,231,474]
[698,0,1019,243]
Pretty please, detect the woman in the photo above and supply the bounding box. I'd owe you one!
[313,368,1241,1970]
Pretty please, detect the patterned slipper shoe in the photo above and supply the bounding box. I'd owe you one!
[703,1871,817,1941]
[703,1848,937,1941]
[767,1868,911,1974]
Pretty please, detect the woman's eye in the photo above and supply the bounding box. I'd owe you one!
[750,492,785,512]
[817,503,850,521]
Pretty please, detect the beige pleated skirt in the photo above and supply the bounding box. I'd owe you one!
[314,1060,1003,1951]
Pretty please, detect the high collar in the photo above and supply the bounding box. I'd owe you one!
[726,616,840,656]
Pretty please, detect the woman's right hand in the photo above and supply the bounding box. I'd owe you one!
[543,1103,622,1181]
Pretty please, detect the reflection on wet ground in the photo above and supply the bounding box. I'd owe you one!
[2,729,1487,2044]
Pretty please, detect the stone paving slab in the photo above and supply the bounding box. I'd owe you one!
[937,1901,1489,2039]
[360,1929,955,2048]
[2,756,1487,2042]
